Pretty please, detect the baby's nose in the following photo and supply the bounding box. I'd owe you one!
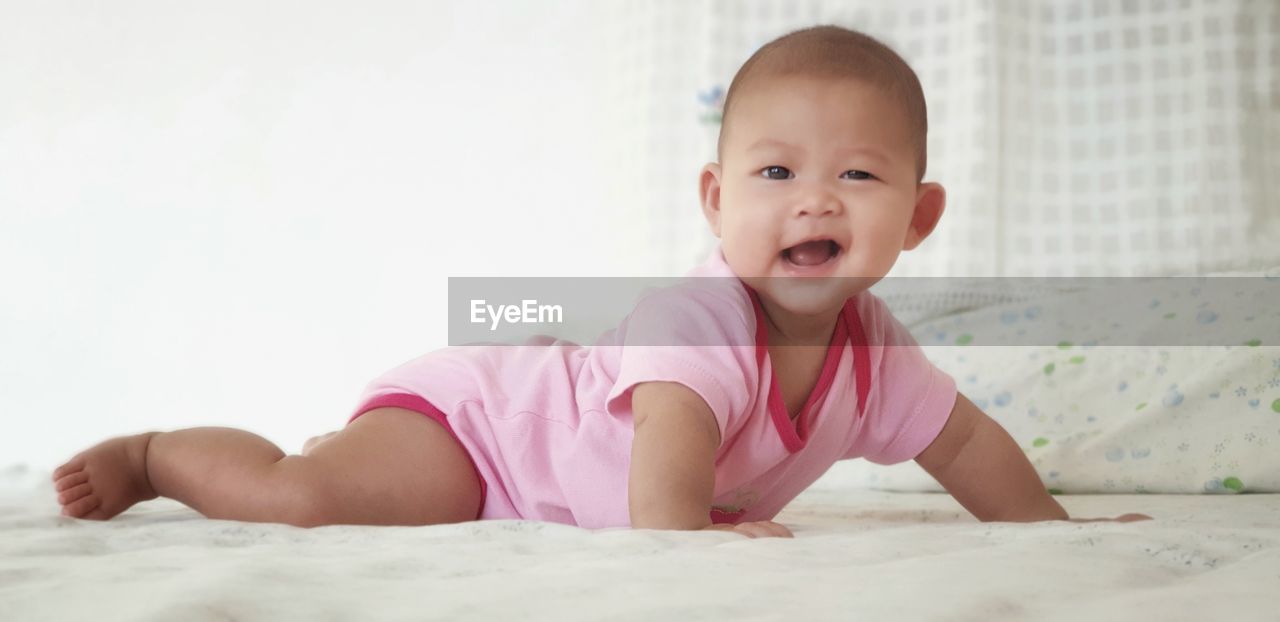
[793,195,843,217]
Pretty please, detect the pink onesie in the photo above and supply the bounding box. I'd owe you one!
[346,245,959,528]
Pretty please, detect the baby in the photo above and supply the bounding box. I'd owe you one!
[53,25,1150,537]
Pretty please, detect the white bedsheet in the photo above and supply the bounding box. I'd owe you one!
[2,466,1278,621]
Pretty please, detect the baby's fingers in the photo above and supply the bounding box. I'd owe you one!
[1114,513,1153,522]
[1068,513,1154,523]
[735,521,794,538]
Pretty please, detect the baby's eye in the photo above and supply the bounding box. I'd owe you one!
[842,170,874,180]
[760,166,792,180]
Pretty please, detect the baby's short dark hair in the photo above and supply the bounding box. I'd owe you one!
[718,25,928,183]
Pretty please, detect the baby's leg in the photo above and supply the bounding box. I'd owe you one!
[51,407,483,527]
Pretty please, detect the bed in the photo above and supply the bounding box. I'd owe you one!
[6,275,1280,620]
[2,465,1278,621]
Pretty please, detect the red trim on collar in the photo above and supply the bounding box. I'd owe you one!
[744,285,870,453]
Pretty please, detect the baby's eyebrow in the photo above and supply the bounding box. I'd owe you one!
[746,138,889,164]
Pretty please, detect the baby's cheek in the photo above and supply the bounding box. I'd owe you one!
[720,242,769,279]
[849,236,901,277]
[724,226,777,261]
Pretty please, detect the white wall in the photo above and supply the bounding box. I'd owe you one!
[0,1,669,468]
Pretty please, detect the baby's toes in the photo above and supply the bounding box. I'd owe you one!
[52,458,85,482]
[82,507,113,521]
[58,482,93,505]
[54,470,89,493]
[61,494,102,518]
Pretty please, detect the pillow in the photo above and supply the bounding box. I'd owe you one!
[816,275,1280,494]
[869,277,1088,328]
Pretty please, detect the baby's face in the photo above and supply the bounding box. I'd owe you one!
[700,75,943,319]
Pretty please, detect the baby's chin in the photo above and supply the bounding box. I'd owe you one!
[753,277,866,317]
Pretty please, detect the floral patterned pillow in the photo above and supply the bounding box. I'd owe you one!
[818,277,1280,494]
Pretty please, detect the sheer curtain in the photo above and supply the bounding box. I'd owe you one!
[595,0,1279,277]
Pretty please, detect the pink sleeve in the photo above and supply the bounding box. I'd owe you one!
[844,293,959,465]
[603,286,758,449]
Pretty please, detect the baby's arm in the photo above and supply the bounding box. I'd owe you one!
[627,381,793,537]
[628,381,720,530]
[915,392,1150,523]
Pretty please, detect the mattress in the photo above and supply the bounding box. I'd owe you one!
[2,466,1277,621]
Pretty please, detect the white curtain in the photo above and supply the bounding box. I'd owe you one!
[597,0,1280,277]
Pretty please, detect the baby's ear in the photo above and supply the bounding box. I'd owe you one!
[699,162,724,237]
[903,182,946,251]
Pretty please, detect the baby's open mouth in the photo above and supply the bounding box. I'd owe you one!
[782,239,841,267]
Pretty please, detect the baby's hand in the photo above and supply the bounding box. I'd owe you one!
[702,520,794,538]
[1067,513,1153,523]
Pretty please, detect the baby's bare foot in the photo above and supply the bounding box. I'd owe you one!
[52,432,160,520]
